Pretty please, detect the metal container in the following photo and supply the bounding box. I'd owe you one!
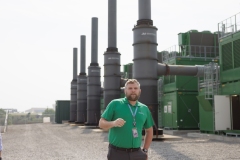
[55,100,70,124]
[123,63,133,79]
[162,91,199,130]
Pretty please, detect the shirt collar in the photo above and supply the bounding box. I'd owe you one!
[123,97,139,107]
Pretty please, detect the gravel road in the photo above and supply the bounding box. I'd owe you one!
[2,123,240,160]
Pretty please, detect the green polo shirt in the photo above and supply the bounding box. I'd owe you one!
[101,97,154,148]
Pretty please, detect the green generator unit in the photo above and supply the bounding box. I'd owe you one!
[219,31,240,83]
[163,57,216,93]
[123,63,133,79]
[197,87,240,133]
[55,100,70,124]
[178,30,219,57]
[162,91,199,130]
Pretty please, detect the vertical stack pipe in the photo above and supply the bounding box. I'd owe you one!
[69,48,78,122]
[103,0,121,109]
[85,17,101,126]
[76,35,87,124]
[133,0,159,126]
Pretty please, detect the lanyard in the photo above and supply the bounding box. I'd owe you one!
[128,104,138,127]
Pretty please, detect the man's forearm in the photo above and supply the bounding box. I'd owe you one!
[143,127,153,149]
[99,118,115,130]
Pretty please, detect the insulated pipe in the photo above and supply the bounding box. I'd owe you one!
[69,48,78,122]
[76,36,87,124]
[103,0,121,109]
[80,36,86,73]
[133,0,158,126]
[139,0,151,20]
[91,18,98,65]
[108,0,116,48]
[157,63,205,77]
[85,17,101,126]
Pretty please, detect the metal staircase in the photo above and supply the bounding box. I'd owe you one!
[204,62,219,100]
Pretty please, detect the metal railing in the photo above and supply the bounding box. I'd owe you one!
[218,12,240,39]
[162,45,219,62]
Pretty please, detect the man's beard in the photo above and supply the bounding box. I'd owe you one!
[126,94,140,101]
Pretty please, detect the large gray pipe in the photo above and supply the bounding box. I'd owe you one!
[69,48,78,122]
[85,17,101,126]
[133,0,158,126]
[157,63,205,77]
[103,0,121,109]
[76,36,87,124]
[108,0,116,48]
[139,0,151,19]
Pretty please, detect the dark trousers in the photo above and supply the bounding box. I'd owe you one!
[107,144,147,160]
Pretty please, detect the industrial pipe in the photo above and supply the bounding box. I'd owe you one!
[103,0,121,109]
[69,48,78,122]
[85,17,101,126]
[76,36,87,124]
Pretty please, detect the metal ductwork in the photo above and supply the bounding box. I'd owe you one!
[85,17,101,126]
[103,0,121,108]
[157,63,205,77]
[76,35,87,124]
[69,48,78,122]
[133,0,159,126]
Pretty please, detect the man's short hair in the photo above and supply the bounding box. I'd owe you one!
[125,79,140,88]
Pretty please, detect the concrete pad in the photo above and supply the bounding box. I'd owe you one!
[187,132,240,143]
[163,130,200,135]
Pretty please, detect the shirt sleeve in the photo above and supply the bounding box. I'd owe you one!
[143,107,154,129]
[101,100,115,121]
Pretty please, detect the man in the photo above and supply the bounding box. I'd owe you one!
[99,79,154,160]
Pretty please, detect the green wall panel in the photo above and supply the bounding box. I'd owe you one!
[198,89,214,132]
[162,91,199,129]
[220,81,240,95]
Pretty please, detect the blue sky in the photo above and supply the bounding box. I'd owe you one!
[0,0,239,112]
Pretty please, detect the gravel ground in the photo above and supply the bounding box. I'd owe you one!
[2,123,240,160]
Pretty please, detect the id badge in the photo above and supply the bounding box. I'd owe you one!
[132,128,138,138]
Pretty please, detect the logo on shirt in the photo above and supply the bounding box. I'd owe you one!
[138,112,144,115]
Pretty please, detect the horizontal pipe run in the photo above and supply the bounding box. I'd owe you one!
[157,63,204,77]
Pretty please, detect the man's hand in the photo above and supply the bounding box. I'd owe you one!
[113,118,126,127]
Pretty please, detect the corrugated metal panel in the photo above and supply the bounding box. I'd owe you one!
[234,39,240,68]
[222,42,233,71]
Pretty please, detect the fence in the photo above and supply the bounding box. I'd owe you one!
[0,113,55,126]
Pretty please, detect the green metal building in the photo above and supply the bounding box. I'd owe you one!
[123,63,133,79]
[159,30,219,129]
[196,12,240,134]
[55,100,70,124]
